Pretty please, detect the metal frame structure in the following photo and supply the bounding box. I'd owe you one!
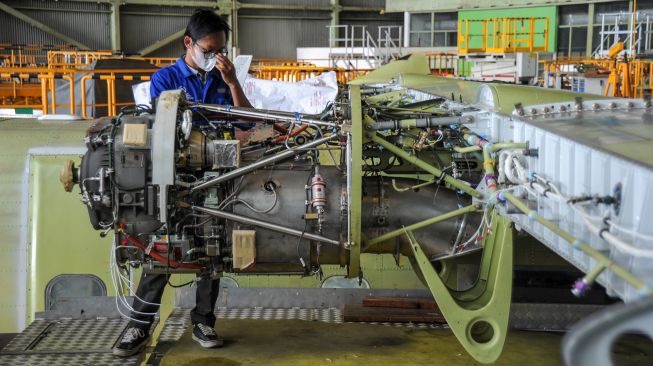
[458,16,550,55]
[343,54,653,363]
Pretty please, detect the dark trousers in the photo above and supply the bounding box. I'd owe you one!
[128,271,220,331]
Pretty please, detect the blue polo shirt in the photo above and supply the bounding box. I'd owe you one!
[151,57,255,130]
[150,57,233,105]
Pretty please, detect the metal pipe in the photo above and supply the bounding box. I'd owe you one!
[365,204,481,247]
[454,142,528,153]
[195,103,338,127]
[346,131,352,247]
[368,117,460,130]
[190,206,340,246]
[191,134,337,192]
[502,192,648,292]
[369,133,482,198]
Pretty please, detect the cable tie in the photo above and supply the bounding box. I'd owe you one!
[572,239,582,250]
[226,105,231,112]
[528,171,535,180]
[528,211,537,220]
[639,284,653,298]
[294,112,301,121]
[598,227,609,239]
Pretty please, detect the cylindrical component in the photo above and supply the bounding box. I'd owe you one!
[191,134,337,192]
[191,205,341,246]
[345,132,352,247]
[195,103,337,127]
[310,167,327,210]
[368,117,460,130]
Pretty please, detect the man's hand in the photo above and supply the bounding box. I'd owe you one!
[216,54,238,87]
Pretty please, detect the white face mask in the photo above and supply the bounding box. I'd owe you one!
[191,45,217,72]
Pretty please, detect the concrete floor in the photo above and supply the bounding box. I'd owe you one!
[160,319,653,366]
[161,319,570,366]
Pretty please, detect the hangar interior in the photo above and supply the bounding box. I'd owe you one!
[0,1,652,365]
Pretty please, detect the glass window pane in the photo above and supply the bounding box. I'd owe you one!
[559,4,589,26]
[447,32,457,47]
[595,1,630,23]
[433,32,446,47]
[571,27,588,54]
[434,12,457,30]
[410,32,431,47]
[637,0,653,11]
[593,25,603,51]
[558,27,570,55]
[46,275,106,310]
[410,13,432,32]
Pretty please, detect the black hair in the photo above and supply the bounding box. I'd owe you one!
[184,9,230,43]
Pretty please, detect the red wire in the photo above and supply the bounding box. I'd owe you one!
[273,124,309,143]
[121,231,202,270]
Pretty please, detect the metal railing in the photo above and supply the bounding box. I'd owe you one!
[326,25,403,69]
[594,11,653,58]
[458,17,549,55]
[250,64,370,84]
[46,50,177,68]
[0,67,155,117]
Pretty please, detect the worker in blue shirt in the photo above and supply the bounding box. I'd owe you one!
[114,9,246,357]
[150,13,251,109]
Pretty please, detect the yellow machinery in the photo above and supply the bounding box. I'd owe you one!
[458,17,549,55]
[541,41,653,99]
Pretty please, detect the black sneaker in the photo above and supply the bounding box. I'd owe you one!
[113,326,149,357]
[192,323,223,348]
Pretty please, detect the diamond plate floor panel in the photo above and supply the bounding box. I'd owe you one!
[0,319,143,366]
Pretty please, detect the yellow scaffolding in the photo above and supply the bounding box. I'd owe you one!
[541,58,653,99]
[458,17,549,55]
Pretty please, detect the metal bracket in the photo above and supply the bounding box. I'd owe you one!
[406,209,513,364]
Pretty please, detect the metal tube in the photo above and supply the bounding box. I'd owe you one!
[195,103,338,127]
[369,132,482,198]
[346,131,352,246]
[503,192,647,291]
[368,117,460,130]
[191,134,337,192]
[191,206,340,246]
[365,204,480,247]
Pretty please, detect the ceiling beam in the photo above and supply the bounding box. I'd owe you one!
[0,1,90,50]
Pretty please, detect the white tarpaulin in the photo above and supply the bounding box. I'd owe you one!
[130,61,338,115]
[242,71,338,114]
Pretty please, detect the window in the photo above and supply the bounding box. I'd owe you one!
[45,274,107,310]
[592,1,631,53]
[409,12,457,47]
[558,4,589,57]
[321,275,370,289]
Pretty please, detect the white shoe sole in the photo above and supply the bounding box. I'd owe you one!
[192,333,223,348]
